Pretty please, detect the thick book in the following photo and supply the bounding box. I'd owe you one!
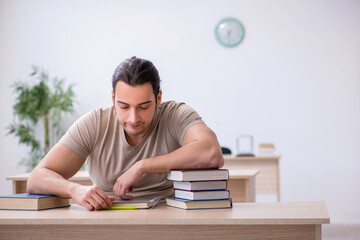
[0,193,70,211]
[166,197,232,210]
[110,197,160,209]
[174,189,230,200]
[173,180,228,191]
[167,169,229,181]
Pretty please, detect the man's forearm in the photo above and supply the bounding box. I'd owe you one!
[113,139,223,199]
[27,168,80,199]
[140,139,224,174]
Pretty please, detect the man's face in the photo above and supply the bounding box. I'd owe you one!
[112,81,161,141]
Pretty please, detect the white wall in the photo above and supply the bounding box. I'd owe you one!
[0,0,359,223]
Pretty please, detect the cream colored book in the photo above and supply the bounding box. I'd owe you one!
[167,169,229,181]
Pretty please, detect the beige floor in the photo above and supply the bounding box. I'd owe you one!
[322,224,360,240]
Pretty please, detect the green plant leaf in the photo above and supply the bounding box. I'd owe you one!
[7,66,76,170]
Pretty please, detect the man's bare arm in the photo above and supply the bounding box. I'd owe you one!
[27,143,115,210]
[113,123,224,199]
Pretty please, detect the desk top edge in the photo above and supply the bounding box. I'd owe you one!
[0,202,330,225]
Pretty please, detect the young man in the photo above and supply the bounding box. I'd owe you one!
[27,57,224,211]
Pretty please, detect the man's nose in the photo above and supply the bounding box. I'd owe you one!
[128,108,140,123]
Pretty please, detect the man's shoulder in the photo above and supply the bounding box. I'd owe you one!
[157,101,199,119]
[77,106,115,124]
[159,101,188,111]
[84,106,114,116]
[91,106,114,116]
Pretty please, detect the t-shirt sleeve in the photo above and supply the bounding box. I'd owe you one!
[168,102,204,144]
[59,110,98,158]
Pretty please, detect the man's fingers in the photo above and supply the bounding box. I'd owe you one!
[83,201,94,211]
[74,185,116,211]
[113,163,144,200]
[87,196,101,210]
[94,189,113,208]
[113,183,121,197]
[91,193,108,209]
[85,187,111,209]
[120,184,133,200]
[114,182,133,199]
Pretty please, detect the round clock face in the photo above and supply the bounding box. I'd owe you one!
[215,18,244,47]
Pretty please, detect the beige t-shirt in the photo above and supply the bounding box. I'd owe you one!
[59,101,204,199]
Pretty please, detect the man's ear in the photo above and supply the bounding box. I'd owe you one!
[112,90,115,105]
[157,90,162,107]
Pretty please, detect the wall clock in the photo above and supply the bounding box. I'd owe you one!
[215,17,245,48]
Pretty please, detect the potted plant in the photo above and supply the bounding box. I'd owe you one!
[7,66,76,171]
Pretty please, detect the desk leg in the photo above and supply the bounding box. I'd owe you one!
[315,225,322,240]
[228,179,256,202]
[248,176,256,202]
[13,180,27,194]
[276,160,280,201]
[228,179,245,202]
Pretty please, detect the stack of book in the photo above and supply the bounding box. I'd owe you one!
[257,143,276,156]
[166,169,232,210]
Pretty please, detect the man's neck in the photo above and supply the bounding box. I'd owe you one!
[125,133,144,147]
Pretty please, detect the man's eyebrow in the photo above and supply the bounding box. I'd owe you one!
[116,100,129,105]
[138,100,152,105]
[116,100,152,106]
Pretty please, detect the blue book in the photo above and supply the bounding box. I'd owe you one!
[166,197,232,210]
[0,193,70,211]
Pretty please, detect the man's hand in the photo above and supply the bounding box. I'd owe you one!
[70,185,116,211]
[113,161,144,200]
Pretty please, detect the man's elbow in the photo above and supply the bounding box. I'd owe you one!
[26,171,36,193]
[26,174,34,193]
[205,146,224,169]
[26,169,44,194]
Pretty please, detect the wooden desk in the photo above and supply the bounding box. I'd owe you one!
[224,156,281,201]
[0,202,330,240]
[7,170,258,203]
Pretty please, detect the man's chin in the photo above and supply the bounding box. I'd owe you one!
[124,128,146,137]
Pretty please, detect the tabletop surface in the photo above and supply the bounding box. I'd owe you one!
[224,156,281,161]
[0,201,330,225]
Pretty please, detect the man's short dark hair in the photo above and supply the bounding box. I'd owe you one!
[112,57,161,99]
